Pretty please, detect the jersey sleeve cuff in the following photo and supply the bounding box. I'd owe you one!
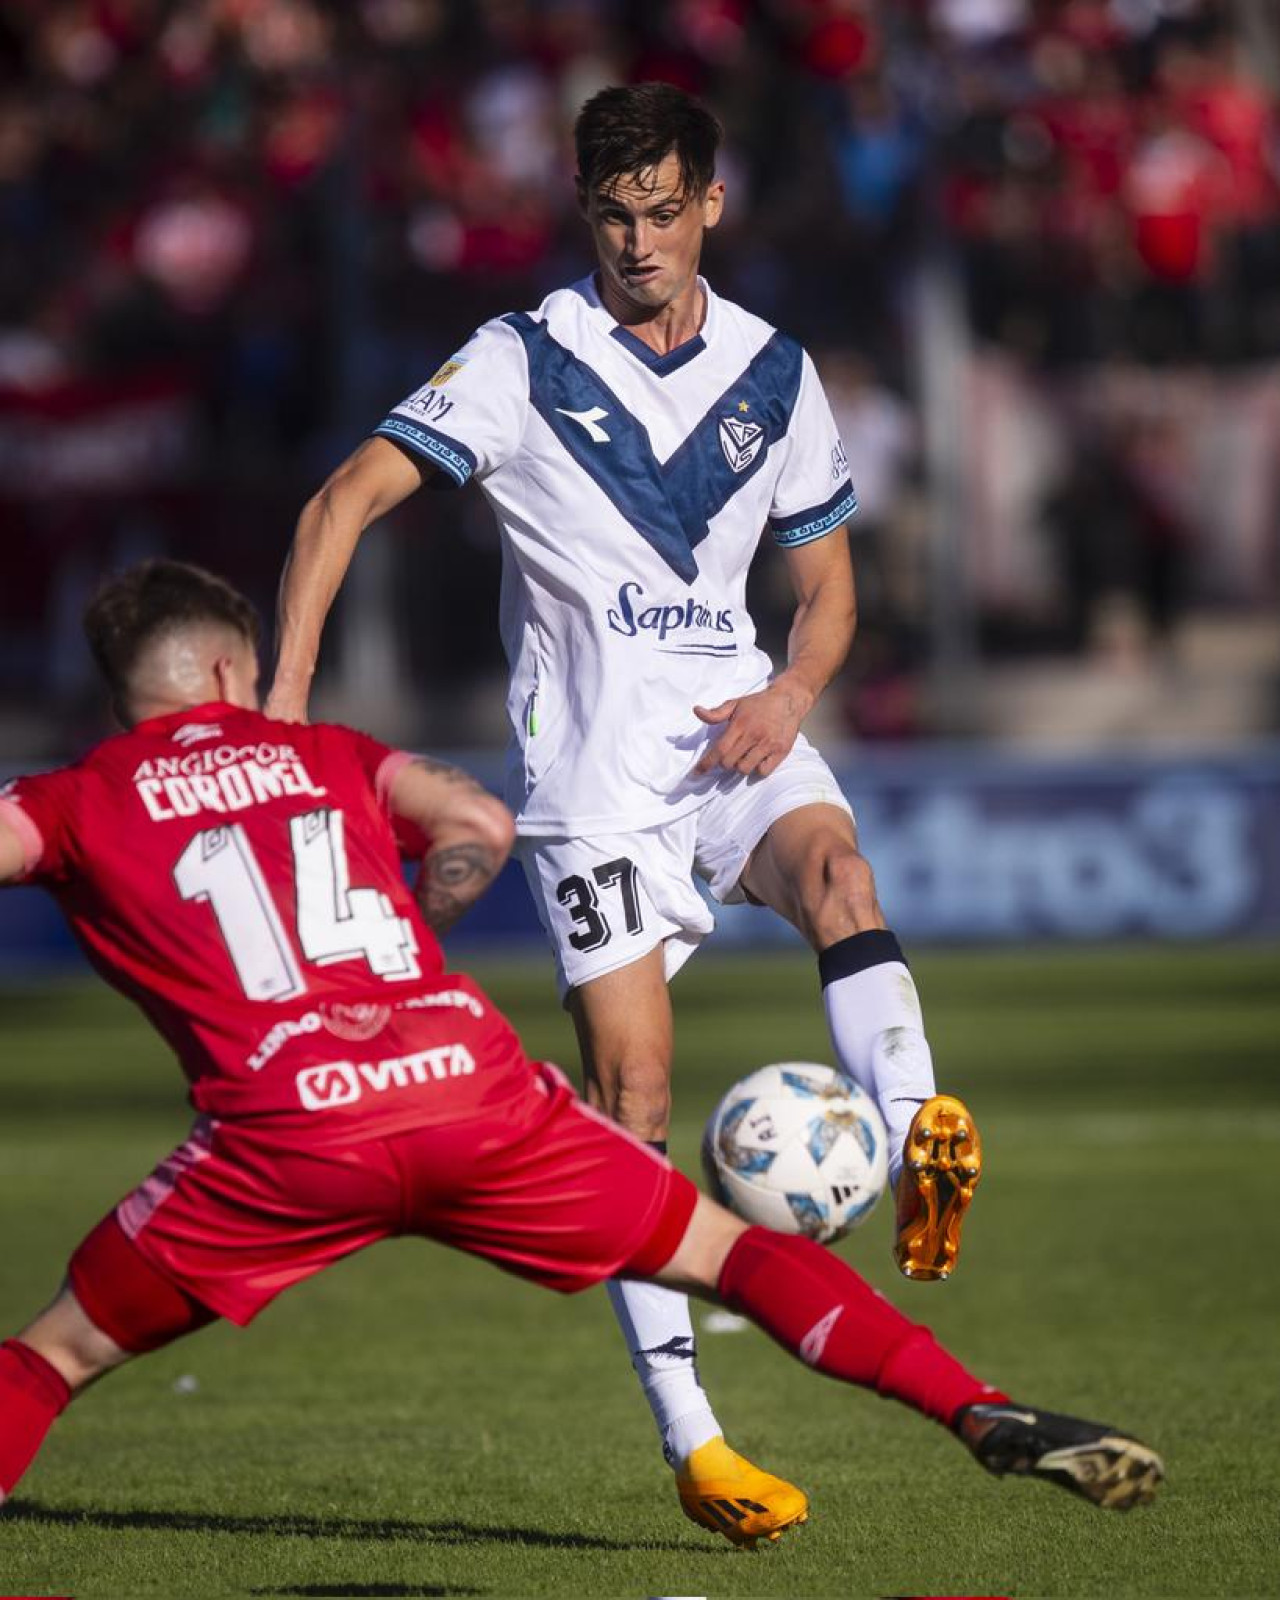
[373,416,477,487]
[769,481,858,548]
[0,796,45,877]
[374,750,417,815]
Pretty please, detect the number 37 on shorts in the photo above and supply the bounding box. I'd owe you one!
[555,856,643,952]
[517,828,720,994]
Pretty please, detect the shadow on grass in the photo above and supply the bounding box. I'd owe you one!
[250,1587,482,1597]
[5,1498,695,1554]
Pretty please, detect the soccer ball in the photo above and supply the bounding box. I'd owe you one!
[702,1062,888,1243]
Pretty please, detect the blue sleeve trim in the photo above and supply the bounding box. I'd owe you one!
[770,481,857,547]
[373,416,477,487]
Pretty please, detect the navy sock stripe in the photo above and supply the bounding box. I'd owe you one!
[818,929,908,988]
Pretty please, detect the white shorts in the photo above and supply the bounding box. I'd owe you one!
[516,734,853,997]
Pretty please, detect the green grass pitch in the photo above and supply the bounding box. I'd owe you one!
[2,944,1278,1598]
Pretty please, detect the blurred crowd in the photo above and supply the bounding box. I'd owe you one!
[2,0,1277,746]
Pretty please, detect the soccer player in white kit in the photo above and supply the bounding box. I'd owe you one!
[268,82,983,1544]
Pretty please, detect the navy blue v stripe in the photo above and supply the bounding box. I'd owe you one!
[610,323,707,376]
[503,312,805,585]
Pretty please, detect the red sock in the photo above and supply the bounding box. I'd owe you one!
[717,1228,1007,1427]
[0,1339,72,1500]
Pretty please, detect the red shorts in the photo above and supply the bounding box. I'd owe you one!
[78,1065,698,1328]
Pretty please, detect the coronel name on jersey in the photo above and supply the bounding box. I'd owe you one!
[132,743,327,822]
[296,1043,475,1111]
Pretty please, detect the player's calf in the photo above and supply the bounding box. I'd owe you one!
[0,1281,136,1506]
[660,1212,1163,1513]
[0,1338,72,1505]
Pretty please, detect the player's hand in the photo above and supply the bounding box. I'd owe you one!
[692,680,811,778]
[263,681,310,724]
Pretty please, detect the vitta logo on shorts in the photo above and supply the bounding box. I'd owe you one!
[296,1044,476,1111]
[296,1062,362,1110]
[719,414,764,473]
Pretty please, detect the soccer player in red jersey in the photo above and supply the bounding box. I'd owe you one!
[0,561,1162,1541]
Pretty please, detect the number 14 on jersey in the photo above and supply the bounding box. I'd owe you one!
[174,808,421,1001]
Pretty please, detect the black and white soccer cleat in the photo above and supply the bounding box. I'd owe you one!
[956,1401,1164,1511]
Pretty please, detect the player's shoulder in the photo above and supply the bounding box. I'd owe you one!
[295,717,373,754]
[496,276,596,343]
[710,286,807,362]
[6,728,126,822]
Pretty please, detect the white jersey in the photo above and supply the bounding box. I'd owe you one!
[375,275,856,834]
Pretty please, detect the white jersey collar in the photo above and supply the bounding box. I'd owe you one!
[576,273,716,376]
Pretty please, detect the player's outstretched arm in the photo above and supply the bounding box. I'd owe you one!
[389,758,516,935]
[267,438,428,722]
[0,812,29,886]
[693,527,857,777]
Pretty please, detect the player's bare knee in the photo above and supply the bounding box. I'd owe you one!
[654,1194,747,1295]
[18,1291,131,1394]
[800,846,881,947]
[610,1062,672,1142]
[584,1048,671,1136]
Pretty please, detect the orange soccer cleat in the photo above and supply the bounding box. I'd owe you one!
[894,1094,982,1281]
[675,1436,809,1548]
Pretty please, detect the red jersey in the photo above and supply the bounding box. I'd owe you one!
[0,703,533,1138]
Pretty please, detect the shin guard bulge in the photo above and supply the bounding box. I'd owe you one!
[717,1227,1006,1425]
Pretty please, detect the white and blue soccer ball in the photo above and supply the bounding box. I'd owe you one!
[702,1062,888,1244]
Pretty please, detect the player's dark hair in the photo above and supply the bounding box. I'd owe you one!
[574,82,721,203]
[83,559,261,701]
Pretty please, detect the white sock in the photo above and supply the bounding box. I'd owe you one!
[606,1278,721,1467]
[819,929,936,1184]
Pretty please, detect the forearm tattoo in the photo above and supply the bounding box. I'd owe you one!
[418,842,500,932]
[415,756,485,789]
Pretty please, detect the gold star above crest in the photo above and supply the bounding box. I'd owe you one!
[737,400,750,413]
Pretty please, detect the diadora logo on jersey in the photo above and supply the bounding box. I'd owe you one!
[172,723,223,746]
[555,405,611,443]
[719,414,764,473]
[296,1044,476,1111]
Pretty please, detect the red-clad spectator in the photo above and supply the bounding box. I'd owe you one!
[1123,100,1226,283]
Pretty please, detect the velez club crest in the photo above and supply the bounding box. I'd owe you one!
[718,413,764,473]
